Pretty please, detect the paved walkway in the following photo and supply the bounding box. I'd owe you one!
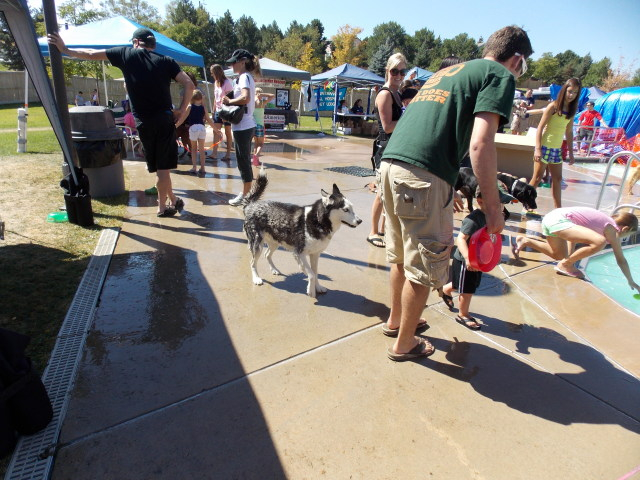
[47,132,640,479]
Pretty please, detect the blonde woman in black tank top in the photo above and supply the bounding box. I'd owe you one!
[367,53,407,249]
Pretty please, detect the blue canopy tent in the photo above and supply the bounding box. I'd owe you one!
[588,86,607,101]
[404,66,433,84]
[38,16,206,106]
[306,64,385,132]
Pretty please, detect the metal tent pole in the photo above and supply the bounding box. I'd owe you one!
[43,0,79,185]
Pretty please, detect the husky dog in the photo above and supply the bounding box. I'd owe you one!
[242,171,362,297]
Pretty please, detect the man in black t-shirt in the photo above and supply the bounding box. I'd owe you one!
[49,28,194,217]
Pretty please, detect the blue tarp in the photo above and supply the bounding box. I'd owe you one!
[38,16,204,67]
[404,66,433,84]
[594,87,640,138]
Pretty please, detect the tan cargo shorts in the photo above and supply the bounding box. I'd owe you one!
[379,159,454,288]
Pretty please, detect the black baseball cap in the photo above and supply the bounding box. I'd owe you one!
[131,28,156,46]
[226,49,253,63]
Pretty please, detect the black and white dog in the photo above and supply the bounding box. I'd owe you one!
[242,171,362,297]
[455,167,537,212]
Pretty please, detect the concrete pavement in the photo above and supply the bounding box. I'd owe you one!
[48,132,640,479]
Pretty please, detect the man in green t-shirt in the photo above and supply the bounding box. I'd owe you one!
[381,26,532,362]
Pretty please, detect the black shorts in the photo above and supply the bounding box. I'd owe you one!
[450,257,482,295]
[136,111,178,173]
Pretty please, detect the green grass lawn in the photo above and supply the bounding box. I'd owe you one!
[0,103,52,128]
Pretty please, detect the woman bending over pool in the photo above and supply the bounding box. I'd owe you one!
[513,207,639,292]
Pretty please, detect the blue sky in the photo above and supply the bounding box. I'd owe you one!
[152,0,639,68]
[70,0,639,69]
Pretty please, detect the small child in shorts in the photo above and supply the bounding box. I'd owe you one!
[252,88,275,166]
[176,90,215,175]
[441,183,514,330]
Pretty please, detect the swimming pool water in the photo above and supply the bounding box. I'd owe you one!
[585,245,640,315]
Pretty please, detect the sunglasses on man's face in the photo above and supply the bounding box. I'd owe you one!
[389,68,407,77]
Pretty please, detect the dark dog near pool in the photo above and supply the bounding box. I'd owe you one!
[454,167,479,212]
[455,167,537,214]
[496,172,537,212]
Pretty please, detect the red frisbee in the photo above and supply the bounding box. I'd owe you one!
[468,227,502,272]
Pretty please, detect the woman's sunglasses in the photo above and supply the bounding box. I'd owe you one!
[389,68,407,77]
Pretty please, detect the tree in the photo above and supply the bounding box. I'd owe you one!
[0,7,45,70]
[296,41,323,75]
[329,25,364,68]
[369,38,394,77]
[530,53,560,84]
[0,12,24,70]
[235,15,260,55]
[365,22,408,66]
[301,19,327,71]
[58,0,108,26]
[554,49,582,82]
[439,33,480,61]
[632,68,640,87]
[411,28,441,69]
[161,3,215,73]
[265,32,305,67]
[583,58,611,87]
[165,0,198,25]
[601,57,636,91]
[99,0,161,28]
[259,21,282,56]
[211,10,237,65]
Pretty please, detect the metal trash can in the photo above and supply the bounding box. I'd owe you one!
[69,106,126,197]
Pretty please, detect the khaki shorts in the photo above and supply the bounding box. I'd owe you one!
[379,159,454,288]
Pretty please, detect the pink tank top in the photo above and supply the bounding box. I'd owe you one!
[562,207,619,236]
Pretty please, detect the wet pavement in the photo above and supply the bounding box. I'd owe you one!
[50,132,639,479]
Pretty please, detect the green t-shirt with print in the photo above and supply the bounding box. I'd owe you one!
[383,59,515,186]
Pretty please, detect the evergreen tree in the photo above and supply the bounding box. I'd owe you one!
[235,15,260,55]
[411,28,441,69]
[0,12,24,70]
[212,11,237,64]
[165,0,198,25]
[369,38,394,77]
[259,21,282,56]
[365,22,407,66]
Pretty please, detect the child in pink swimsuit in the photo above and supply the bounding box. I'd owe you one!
[513,207,639,291]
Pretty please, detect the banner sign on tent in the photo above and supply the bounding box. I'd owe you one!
[256,78,286,88]
[315,87,347,111]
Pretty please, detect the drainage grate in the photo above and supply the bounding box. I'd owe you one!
[325,165,375,177]
[6,227,120,480]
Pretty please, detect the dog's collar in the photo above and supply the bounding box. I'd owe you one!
[511,179,520,195]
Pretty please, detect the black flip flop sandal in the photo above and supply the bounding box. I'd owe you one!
[455,315,481,330]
